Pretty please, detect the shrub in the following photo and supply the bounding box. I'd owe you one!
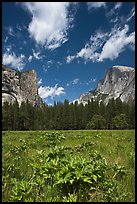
[112,114,129,129]
[86,114,107,129]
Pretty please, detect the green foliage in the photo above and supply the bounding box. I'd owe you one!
[53,152,107,201]
[112,113,129,129]
[2,98,135,130]
[112,164,127,180]
[86,114,107,129]
[2,130,135,202]
[46,132,66,147]
[128,152,135,168]
[62,193,77,202]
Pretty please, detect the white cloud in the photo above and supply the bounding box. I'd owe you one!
[38,84,65,99]
[22,2,74,50]
[109,16,119,24]
[92,78,96,82]
[66,55,75,63]
[108,5,135,27]
[28,49,43,62]
[6,48,10,52]
[7,27,15,36]
[106,2,122,19]
[98,25,135,61]
[67,24,135,63]
[67,78,79,86]
[4,36,8,43]
[47,60,53,64]
[32,49,42,60]
[66,31,108,63]
[79,78,96,85]
[28,55,33,62]
[5,45,12,53]
[127,7,135,22]
[72,78,79,85]
[67,31,108,63]
[114,2,122,10]
[3,52,25,71]
[88,78,96,84]
[87,2,106,10]
[16,25,22,31]
[38,78,42,86]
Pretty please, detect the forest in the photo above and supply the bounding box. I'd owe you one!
[2,98,135,131]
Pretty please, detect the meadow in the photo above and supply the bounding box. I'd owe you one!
[2,130,135,202]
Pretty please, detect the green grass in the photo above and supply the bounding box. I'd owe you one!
[2,130,135,202]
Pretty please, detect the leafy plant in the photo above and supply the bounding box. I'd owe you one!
[46,132,66,146]
[113,164,127,180]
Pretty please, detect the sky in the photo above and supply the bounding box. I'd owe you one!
[2,2,135,105]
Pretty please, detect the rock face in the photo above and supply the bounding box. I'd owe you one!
[74,66,135,105]
[2,65,42,106]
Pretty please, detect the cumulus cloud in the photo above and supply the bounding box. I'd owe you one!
[76,31,108,62]
[22,2,74,50]
[3,52,25,71]
[66,31,108,63]
[66,24,135,63]
[98,25,135,61]
[38,84,65,99]
[87,2,106,10]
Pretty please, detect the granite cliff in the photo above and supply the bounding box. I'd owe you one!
[74,66,135,105]
[2,65,42,106]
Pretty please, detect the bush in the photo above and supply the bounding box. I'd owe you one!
[86,114,107,129]
[112,114,129,129]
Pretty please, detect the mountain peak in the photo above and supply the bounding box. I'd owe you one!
[73,65,135,105]
[112,65,134,72]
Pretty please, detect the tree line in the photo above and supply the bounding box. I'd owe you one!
[2,98,135,131]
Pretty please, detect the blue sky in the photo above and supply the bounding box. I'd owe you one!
[2,2,135,105]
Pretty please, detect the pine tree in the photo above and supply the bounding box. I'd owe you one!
[2,97,135,130]
[106,98,116,129]
[62,99,70,129]
[18,101,26,130]
[2,101,11,130]
[11,101,19,130]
